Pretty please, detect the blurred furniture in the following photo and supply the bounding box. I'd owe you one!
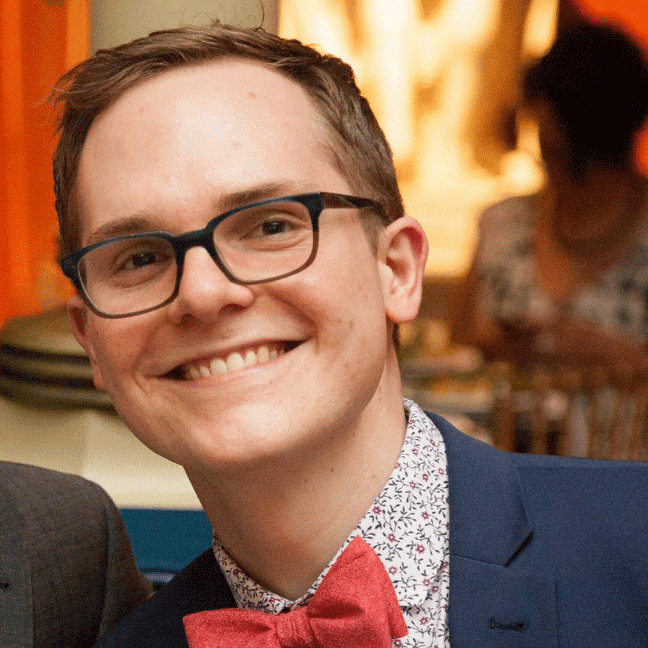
[486,360,648,460]
[402,300,648,459]
[0,307,109,409]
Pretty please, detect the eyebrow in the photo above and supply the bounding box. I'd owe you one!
[214,181,304,213]
[86,216,161,246]
[85,180,312,246]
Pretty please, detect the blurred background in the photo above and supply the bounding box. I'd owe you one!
[2,0,648,581]
[2,0,648,321]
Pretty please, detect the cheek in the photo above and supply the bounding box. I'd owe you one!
[87,320,145,389]
[303,268,388,348]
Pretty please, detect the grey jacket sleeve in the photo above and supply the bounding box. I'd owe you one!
[0,462,151,648]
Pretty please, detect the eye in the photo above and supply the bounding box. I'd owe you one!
[121,249,165,270]
[219,205,310,241]
[84,237,174,284]
[243,207,310,240]
[256,218,295,237]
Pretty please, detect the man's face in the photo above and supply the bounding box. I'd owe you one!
[70,59,416,472]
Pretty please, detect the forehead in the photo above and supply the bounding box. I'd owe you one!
[85,57,327,150]
[76,59,341,240]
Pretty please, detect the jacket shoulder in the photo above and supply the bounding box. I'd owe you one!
[0,461,150,648]
[94,549,234,648]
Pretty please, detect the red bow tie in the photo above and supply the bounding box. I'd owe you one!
[183,536,407,648]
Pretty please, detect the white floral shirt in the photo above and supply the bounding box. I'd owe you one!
[212,399,451,647]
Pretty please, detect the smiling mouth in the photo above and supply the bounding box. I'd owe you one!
[174,341,300,381]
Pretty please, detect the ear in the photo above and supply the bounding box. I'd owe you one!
[379,216,428,324]
[67,294,107,391]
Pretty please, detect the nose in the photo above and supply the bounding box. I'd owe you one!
[166,246,254,325]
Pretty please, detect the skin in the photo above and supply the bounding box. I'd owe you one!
[68,58,428,598]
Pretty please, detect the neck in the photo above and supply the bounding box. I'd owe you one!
[185,356,407,600]
[545,168,643,258]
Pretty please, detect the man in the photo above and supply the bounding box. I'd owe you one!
[0,461,151,648]
[52,21,648,647]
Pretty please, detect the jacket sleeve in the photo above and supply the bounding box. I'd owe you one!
[92,480,154,640]
[1,462,151,648]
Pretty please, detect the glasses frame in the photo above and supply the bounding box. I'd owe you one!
[60,192,385,318]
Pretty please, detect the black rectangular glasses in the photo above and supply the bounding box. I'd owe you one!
[59,192,384,318]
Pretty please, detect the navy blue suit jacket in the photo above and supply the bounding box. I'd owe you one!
[94,414,648,647]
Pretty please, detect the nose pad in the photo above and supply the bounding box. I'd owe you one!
[166,247,253,324]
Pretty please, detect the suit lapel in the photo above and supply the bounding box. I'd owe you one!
[431,414,558,648]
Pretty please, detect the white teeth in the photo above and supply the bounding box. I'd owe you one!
[257,345,270,363]
[210,358,227,375]
[184,343,288,380]
[226,352,245,372]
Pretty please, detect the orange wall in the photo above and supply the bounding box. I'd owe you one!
[0,0,88,324]
[574,0,648,42]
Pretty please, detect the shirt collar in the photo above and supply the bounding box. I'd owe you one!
[212,399,449,612]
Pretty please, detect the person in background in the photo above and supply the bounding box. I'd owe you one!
[0,460,151,648]
[453,22,648,371]
[51,20,647,647]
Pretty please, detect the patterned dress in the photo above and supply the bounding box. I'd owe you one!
[474,194,648,340]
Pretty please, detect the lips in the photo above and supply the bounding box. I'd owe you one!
[181,341,289,380]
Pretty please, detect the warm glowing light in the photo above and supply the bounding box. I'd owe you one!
[279,0,558,275]
[524,0,559,57]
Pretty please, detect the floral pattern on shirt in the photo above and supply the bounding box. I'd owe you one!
[212,399,450,647]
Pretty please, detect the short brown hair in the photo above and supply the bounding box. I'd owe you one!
[51,20,404,256]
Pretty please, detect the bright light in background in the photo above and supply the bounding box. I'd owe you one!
[524,0,560,56]
[279,0,558,276]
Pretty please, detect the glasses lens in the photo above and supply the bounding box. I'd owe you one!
[213,199,315,282]
[78,236,177,316]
